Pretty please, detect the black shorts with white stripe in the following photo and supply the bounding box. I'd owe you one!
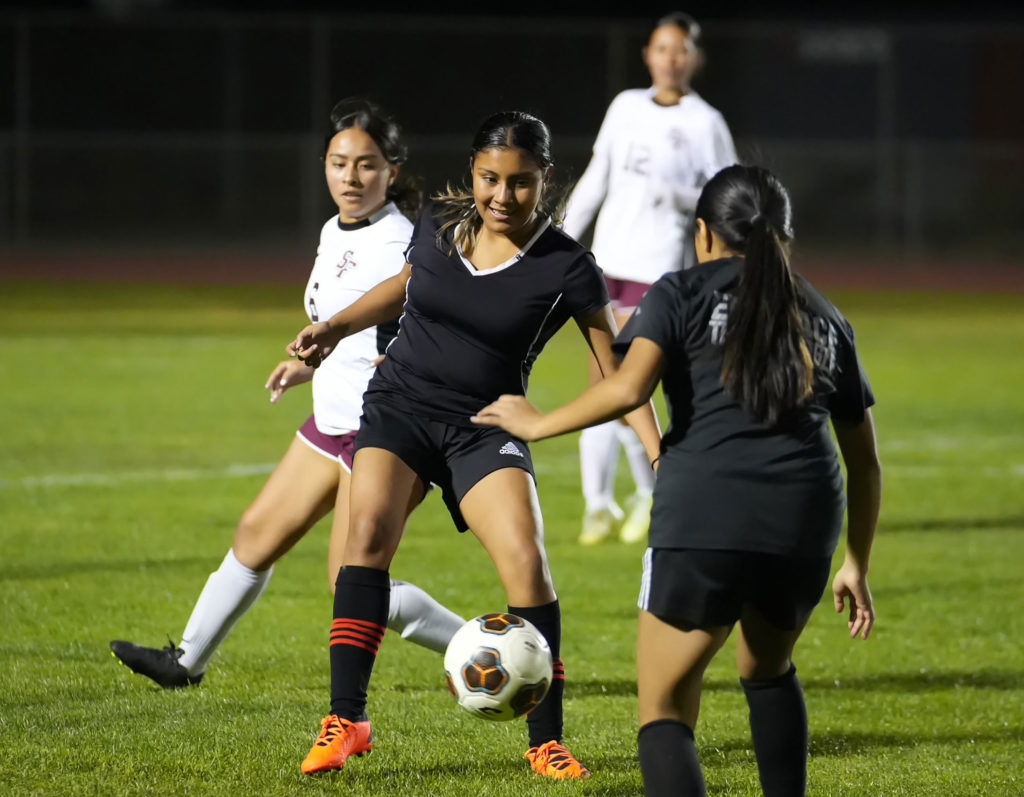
[638,547,832,631]
[353,400,535,532]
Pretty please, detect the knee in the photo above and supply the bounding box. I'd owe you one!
[234,505,267,543]
[347,512,400,566]
[507,541,549,581]
[232,507,276,568]
[499,542,554,603]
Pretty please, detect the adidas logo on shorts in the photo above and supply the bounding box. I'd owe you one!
[499,441,524,457]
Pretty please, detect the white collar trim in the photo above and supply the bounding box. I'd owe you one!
[457,217,551,276]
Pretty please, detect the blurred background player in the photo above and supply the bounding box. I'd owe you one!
[562,10,737,545]
[473,164,880,797]
[289,110,662,779]
[109,98,464,689]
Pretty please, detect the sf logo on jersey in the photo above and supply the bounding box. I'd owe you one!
[336,250,357,278]
[709,292,732,345]
[803,313,838,376]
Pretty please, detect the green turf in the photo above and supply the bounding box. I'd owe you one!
[1,281,1022,795]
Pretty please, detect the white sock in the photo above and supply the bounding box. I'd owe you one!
[617,424,655,495]
[388,579,465,653]
[579,421,621,512]
[178,549,272,675]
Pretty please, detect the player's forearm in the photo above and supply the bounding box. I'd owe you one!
[325,271,408,338]
[834,412,882,571]
[843,458,881,571]
[625,400,662,464]
[533,376,647,441]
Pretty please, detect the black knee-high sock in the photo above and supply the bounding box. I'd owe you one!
[741,664,807,797]
[508,600,563,747]
[329,566,390,721]
[637,719,705,796]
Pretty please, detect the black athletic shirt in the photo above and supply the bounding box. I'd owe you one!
[363,202,610,426]
[614,257,874,557]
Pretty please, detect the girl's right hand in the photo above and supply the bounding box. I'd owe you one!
[287,322,338,368]
[265,360,314,404]
[832,559,875,640]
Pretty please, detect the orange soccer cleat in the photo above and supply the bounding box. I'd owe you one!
[524,740,590,780]
[300,715,373,774]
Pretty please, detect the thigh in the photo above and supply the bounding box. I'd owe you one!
[459,468,555,607]
[232,434,339,570]
[637,610,731,728]
[346,446,425,569]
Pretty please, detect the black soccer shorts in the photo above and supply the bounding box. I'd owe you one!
[353,400,535,532]
[638,547,832,630]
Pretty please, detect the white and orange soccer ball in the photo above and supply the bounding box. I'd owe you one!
[443,613,553,722]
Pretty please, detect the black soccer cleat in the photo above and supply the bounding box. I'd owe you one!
[109,639,204,689]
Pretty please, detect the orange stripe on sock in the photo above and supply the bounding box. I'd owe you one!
[330,618,385,634]
[329,634,380,654]
[328,617,385,653]
[329,631,382,647]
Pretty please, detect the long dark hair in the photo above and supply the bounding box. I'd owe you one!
[323,97,422,219]
[695,164,812,424]
[434,110,563,252]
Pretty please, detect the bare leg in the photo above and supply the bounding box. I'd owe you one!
[177,437,339,674]
[330,455,464,651]
[459,468,554,607]
[460,470,579,764]
[232,436,340,571]
[636,611,731,796]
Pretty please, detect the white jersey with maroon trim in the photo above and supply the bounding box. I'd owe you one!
[303,202,412,435]
[563,87,736,281]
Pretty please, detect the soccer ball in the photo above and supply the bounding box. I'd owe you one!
[443,613,553,722]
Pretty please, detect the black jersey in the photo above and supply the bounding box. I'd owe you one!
[363,203,610,426]
[615,257,874,556]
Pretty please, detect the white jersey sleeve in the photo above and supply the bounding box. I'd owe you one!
[302,203,413,435]
[562,98,621,242]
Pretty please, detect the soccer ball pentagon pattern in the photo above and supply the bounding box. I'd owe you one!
[443,613,553,722]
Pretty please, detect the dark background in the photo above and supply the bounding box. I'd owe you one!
[1,1,1022,268]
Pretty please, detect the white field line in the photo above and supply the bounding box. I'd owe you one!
[531,461,1024,479]
[881,435,1024,452]
[2,435,1022,490]
[0,463,276,489]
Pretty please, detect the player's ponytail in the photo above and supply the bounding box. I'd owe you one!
[696,165,812,424]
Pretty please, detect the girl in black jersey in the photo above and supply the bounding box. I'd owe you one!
[289,111,662,779]
[474,164,882,796]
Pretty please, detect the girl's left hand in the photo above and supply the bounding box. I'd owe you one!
[471,395,543,441]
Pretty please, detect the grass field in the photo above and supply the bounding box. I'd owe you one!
[1,280,1022,796]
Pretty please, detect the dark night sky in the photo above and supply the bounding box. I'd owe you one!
[1,0,1022,23]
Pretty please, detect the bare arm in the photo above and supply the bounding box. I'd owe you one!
[831,409,882,639]
[575,305,662,463]
[473,307,664,457]
[287,262,411,365]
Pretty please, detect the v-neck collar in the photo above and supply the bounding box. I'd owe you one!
[457,217,551,276]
